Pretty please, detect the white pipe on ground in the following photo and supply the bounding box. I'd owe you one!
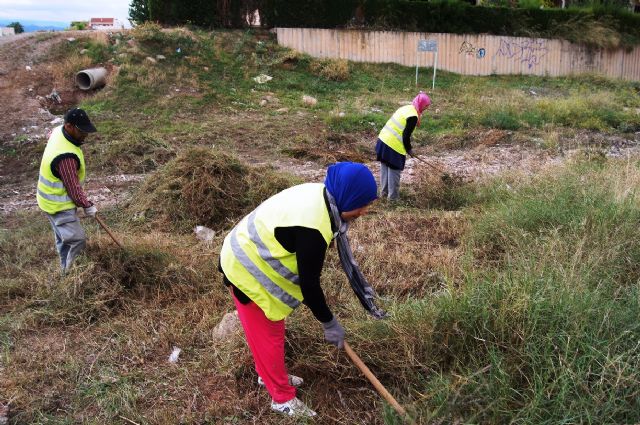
[75,67,108,90]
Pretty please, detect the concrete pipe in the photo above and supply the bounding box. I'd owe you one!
[75,67,108,90]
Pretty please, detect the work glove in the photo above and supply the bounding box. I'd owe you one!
[322,317,345,348]
[84,204,97,217]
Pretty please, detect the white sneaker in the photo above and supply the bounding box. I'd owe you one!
[271,397,317,417]
[258,374,304,387]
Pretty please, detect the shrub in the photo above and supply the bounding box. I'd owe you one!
[310,58,350,81]
[130,21,165,43]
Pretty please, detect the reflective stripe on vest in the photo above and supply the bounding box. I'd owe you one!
[246,210,301,286]
[36,126,86,214]
[38,174,65,189]
[220,183,333,321]
[378,104,418,155]
[37,188,72,203]
[229,216,301,310]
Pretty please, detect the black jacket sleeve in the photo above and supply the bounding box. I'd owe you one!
[402,116,418,153]
[274,226,333,323]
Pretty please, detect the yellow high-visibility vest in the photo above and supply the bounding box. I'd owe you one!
[377,104,418,155]
[36,126,86,214]
[220,183,333,321]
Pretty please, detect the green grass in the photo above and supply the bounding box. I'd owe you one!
[336,159,640,423]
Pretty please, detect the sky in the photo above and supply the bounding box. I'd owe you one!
[0,0,132,27]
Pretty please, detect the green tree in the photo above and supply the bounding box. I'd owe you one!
[7,22,24,34]
[129,0,150,25]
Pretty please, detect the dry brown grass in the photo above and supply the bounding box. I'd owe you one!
[347,208,466,297]
[310,58,350,81]
[406,163,472,211]
[130,22,164,43]
[120,62,172,88]
[1,190,468,424]
[50,54,94,88]
[281,131,372,164]
[128,147,298,232]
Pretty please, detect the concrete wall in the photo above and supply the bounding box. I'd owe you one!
[276,28,640,81]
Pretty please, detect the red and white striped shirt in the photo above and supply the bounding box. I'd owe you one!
[56,157,92,208]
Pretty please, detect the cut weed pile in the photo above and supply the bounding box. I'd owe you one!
[128,147,298,232]
[406,161,473,210]
[0,227,214,326]
[281,130,371,164]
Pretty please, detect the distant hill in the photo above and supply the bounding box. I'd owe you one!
[0,20,66,32]
[22,24,66,32]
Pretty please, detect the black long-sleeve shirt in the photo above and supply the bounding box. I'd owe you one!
[402,116,418,153]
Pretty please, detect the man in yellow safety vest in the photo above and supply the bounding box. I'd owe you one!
[36,108,98,273]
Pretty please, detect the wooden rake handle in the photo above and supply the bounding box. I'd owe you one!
[94,213,123,248]
[343,341,414,423]
[409,152,445,174]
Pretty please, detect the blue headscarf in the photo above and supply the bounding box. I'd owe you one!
[324,162,378,213]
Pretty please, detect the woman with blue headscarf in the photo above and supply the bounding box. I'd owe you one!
[218,162,384,417]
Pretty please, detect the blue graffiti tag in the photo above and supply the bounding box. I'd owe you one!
[494,38,548,69]
[477,48,486,59]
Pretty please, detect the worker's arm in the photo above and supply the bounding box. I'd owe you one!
[56,157,92,208]
[402,116,418,154]
[275,226,333,323]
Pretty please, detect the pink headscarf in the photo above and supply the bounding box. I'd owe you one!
[412,91,431,126]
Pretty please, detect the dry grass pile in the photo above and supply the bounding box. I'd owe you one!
[406,163,472,210]
[100,131,176,173]
[28,238,210,325]
[128,147,297,232]
[310,58,350,81]
[281,131,370,164]
[50,53,94,88]
[272,49,305,69]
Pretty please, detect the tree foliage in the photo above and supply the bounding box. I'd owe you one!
[8,22,24,34]
[129,0,151,25]
[130,0,260,27]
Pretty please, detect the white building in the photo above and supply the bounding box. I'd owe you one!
[90,18,123,30]
[0,27,16,37]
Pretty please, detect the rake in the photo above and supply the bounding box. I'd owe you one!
[94,213,124,248]
[344,341,416,424]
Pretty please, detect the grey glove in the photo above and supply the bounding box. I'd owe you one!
[84,204,97,217]
[322,317,345,348]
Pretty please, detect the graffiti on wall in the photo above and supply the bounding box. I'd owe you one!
[459,41,486,59]
[494,38,548,69]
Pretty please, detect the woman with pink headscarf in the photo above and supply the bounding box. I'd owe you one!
[375,92,431,200]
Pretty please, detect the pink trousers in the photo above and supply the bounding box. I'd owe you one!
[231,291,296,403]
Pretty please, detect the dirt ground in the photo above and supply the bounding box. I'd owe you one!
[0,32,140,217]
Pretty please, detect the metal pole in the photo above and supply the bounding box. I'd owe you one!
[432,51,438,90]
